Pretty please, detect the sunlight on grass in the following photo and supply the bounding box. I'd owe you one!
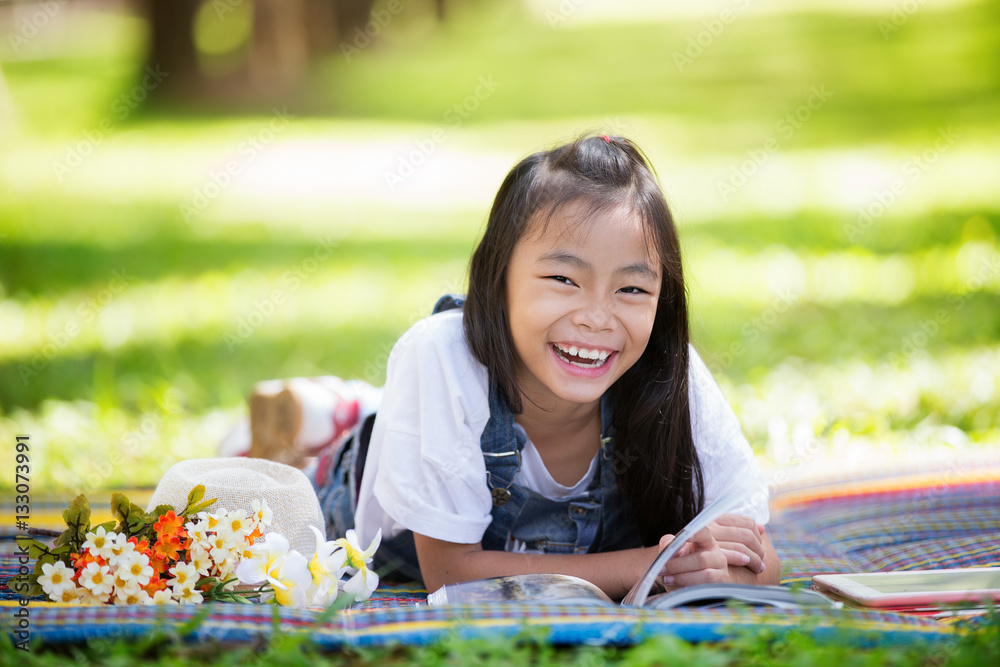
[686,239,1000,307]
[2,341,997,493]
[725,344,1000,478]
[1,0,997,498]
[1,236,996,369]
[3,127,997,231]
[0,260,467,362]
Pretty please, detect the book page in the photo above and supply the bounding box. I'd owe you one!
[621,484,750,607]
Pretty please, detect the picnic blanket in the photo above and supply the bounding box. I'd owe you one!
[3,463,998,648]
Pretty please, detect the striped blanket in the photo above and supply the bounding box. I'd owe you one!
[2,466,997,647]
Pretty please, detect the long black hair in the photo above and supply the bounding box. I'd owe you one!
[463,134,704,544]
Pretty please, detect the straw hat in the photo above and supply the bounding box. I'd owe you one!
[147,457,326,559]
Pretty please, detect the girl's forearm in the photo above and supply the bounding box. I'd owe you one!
[414,533,660,600]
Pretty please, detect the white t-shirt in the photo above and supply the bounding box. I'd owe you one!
[354,310,769,547]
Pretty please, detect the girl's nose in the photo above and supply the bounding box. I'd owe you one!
[572,298,613,331]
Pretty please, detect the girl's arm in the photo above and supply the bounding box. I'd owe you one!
[414,525,782,597]
[414,532,662,600]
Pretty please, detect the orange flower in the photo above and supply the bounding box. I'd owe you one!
[151,534,187,563]
[70,551,106,575]
[143,571,168,595]
[128,536,151,555]
[149,552,171,574]
[246,525,263,544]
[154,511,185,539]
[153,536,181,560]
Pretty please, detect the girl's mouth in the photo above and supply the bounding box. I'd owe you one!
[551,343,614,369]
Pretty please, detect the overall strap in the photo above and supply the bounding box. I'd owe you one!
[594,395,644,550]
[479,383,530,551]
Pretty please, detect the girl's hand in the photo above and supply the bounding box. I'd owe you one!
[655,526,730,588]
[707,513,768,575]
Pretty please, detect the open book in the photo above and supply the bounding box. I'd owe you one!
[428,485,838,610]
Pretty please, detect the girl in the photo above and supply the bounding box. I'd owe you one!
[316,134,781,598]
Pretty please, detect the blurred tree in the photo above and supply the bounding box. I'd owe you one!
[144,0,379,104]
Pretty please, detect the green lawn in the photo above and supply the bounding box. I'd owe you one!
[0,0,997,490]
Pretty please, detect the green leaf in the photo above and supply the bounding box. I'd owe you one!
[182,484,217,516]
[52,529,74,548]
[62,494,91,544]
[186,484,205,510]
[111,492,158,538]
[126,502,147,529]
[111,492,132,527]
[96,520,117,533]
[150,504,174,520]
[22,538,56,560]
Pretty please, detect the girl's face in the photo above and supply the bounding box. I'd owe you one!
[505,202,661,413]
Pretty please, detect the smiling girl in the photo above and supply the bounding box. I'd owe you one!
[316,134,781,598]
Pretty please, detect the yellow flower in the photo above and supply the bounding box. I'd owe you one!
[334,529,381,602]
[307,525,348,606]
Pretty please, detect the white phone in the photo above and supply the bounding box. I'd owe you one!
[812,567,1000,608]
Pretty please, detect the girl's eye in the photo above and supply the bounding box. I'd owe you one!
[617,286,648,295]
[548,275,575,286]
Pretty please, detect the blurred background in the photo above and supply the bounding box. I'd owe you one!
[0,0,998,497]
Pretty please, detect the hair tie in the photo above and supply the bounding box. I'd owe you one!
[600,135,611,143]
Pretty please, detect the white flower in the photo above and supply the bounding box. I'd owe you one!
[106,532,132,562]
[81,526,118,561]
[38,561,75,599]
[145,589,178,605]
[225,509,251,540]
[236,532,292,585]
[117,551,154,588]
[185,542,212,576]
[114,587,151,605]
[175,586,204,604]
[214,552,239,581]
[167,561,200,594]
[207,529,238,564]
[76,586,109,605]
[336,529,381,602]
[235,532,311,607]
[197,508,227,531]
[54,585,87,604]
[112,570,140,595]
[269,551,312,607]
[185,519,212,549]
[78,561,114,598]
[307,525,348,606]
[251,498,273,527]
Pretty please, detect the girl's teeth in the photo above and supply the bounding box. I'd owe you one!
[554,344,612,367]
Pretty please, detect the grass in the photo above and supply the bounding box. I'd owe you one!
[4,611,999,666]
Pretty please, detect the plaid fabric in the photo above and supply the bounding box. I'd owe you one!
[2,468,997,646]
[769,478,1000,584]
[0,598,953,647]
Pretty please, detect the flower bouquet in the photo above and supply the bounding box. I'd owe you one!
[20,486,380,607]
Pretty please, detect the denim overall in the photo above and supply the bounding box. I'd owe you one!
[313,295,644,582]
